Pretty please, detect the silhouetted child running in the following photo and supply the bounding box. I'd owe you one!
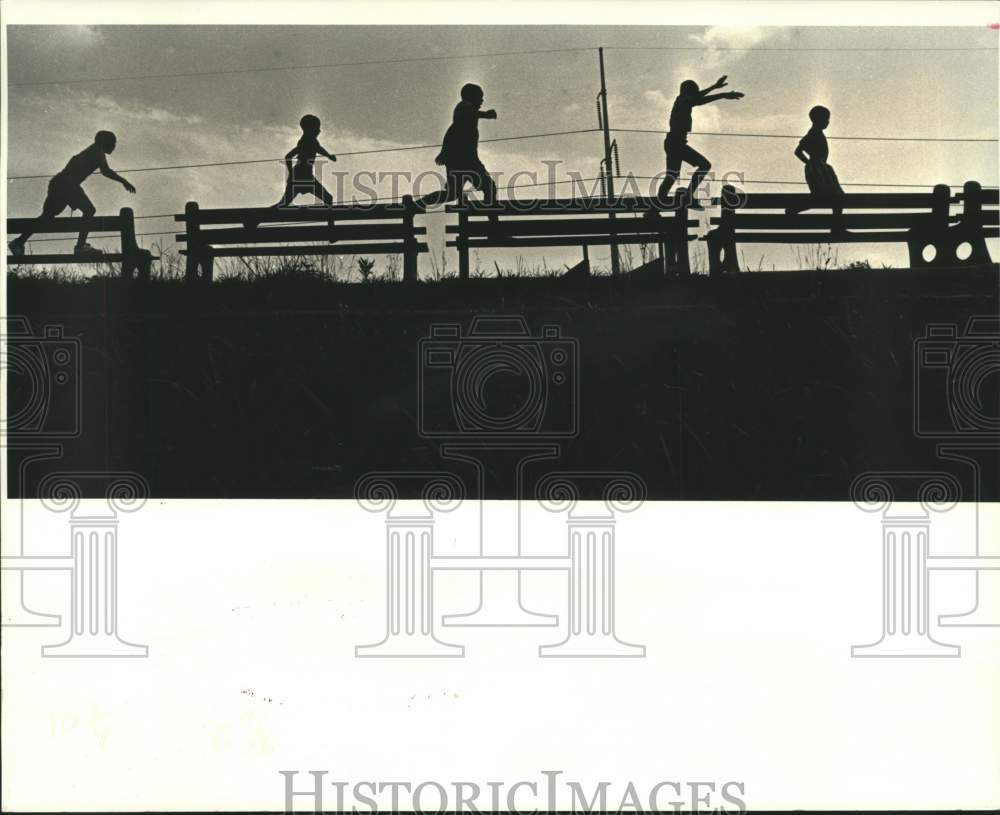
[413,83,498,212]
[274,114,338,207]
[8,130,135,257]
[787,105,846,233]
[655,76,744,210]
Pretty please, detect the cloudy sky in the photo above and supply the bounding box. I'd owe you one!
[5,25,998,273]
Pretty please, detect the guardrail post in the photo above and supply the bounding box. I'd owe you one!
[457,195,470,281]
[957,180,992,266]
[120,207,138,280]
[672,202,691,276]
[907,184,952,269]
[118,207,152,282]
[709,185,739,276]
[402,201,419,283]
[184,201,202,283]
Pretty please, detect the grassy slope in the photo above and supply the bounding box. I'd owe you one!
[6,265,998,499]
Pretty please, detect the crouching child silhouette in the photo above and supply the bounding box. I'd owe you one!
[8,130,135,257]
[787,105,846,233]
[413,83,498,218]
[274,114,338,207]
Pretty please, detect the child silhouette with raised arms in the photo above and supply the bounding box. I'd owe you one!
[9,130,135,257]
[413,83,498,211]
[787,105,845,232]
[656,76,744,210]
[274,114,337,207]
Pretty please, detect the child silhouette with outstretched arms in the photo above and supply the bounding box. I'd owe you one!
[413,83,498,210]
[656,76,744,209]
[274,114,337,207]
[9,130,135,257]
[787,105,845,232]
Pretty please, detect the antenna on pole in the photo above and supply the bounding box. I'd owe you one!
[597,47,621,277]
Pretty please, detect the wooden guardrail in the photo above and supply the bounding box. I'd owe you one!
[445,197,698,278]
[174,201,428,282]
[704,181,997,275]
[6,208,155,280]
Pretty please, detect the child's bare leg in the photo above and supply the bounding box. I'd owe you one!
[415,171,462,209]
[655,140,684,210]
[657,171,679,202]
[414,188,447,208]
[74,193,96,247]
[11,190,66,247]
[273,178,298,208]
[312,180,335,207]
[475,170,500,226]
[685,147,712,207]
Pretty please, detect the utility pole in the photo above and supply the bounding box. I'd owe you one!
[598,47,621,277]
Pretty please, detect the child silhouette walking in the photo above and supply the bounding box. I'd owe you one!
[274,114,337,207]
[656,76,744,209]
[414,83,498,210]
[9,130,135,257]
[788,105,845,232]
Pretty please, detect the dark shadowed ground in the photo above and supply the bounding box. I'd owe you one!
[7,266,998,501]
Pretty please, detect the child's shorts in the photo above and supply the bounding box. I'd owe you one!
[805,161,844,198]
[45,176,93,213]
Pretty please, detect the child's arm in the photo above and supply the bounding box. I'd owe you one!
[315,141,337,161]
[284,146,299,166]
[98,154,135,193]
[702,75,729,94]
[795,132,820,165]
[478,109,497,120]
[694,91,744,106]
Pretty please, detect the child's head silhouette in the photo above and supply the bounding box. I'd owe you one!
[299,114,321,135]
[460,83,484,106]
[95,130,117,154]
[809,106,831,128]
[679,80,700,97]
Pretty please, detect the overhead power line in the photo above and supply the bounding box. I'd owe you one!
[8,47,600,87]
[8,43,995,87]
[9,126,995,183]
[613,128,998,143]
[607,45,998,53]
[6,129,601,180]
